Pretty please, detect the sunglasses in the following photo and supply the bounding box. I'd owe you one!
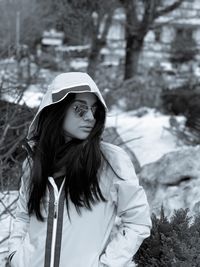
[72,103,98,118]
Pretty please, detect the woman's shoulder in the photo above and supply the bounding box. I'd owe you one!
[100,141,128,156]
[100,141,137,181]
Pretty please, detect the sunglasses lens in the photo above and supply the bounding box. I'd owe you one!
[74,106,87,117]
[73,104,98,118]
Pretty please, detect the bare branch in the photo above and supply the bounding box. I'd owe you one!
[120,0,139,31]
[154,0,185,19]
[0,124,10,145]
[151,14,200,30]
[9,121,30,130]
[0,133,26,160]
[117,136,143,146]
[100,9,115,41]
[140,0,159,35]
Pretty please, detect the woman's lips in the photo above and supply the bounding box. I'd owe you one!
[80,126,93,131]
[80,126,93,128]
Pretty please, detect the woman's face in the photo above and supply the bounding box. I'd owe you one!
[63,92,98,140]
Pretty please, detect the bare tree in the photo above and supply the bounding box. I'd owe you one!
[37,0,118,78]
[87,1,117,78]
[0,76,34,191]
[120,0,185,80]
[0,53,43,191]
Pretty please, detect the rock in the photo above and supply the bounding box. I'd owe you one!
[138,146,200,217]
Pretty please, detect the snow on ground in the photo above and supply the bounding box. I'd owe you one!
[55,44,90,52]
[2,84,44,108]
[106,106,185,166]
[70,58,88,70]
[19,85,44,108]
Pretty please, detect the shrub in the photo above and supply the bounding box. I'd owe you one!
[161,82,200,144]
[0,100,35,190]
[170,27,197,65]
[162,82,200,116]
[134,207,200,266]
[102,71,165,111]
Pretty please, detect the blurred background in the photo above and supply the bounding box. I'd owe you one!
[1,0,200,265]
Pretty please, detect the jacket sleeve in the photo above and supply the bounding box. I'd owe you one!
[8,159,31,256]
[99,148,152,267]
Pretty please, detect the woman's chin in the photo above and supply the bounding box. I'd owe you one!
[64,129,91,141]
[77,134,90,140]
[71,132,90,140]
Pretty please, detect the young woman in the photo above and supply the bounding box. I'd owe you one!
[8,72,151,267]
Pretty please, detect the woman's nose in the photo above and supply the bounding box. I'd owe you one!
[83,108,95,121]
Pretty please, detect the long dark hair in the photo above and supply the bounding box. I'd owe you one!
[27,93,107,221]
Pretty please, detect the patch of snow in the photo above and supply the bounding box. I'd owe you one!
[19,87,43,108]
[70,58,88,70]
[56,45,90,52]
[0,57,15,64]
[194,66,200,77]
[2,84,45,108]
[106,107,186,166]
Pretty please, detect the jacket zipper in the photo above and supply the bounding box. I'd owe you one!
[49,177,65,267]
[50,198,58,267]
[54,201,58,219]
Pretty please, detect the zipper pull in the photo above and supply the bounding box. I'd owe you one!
[54,201,57,219]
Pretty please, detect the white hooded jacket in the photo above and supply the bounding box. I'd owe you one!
[8,72,152,267]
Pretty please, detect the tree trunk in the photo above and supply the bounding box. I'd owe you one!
[87,11,114,78]
[123,0,145,80]
[87,38,104,78]
[124,34,144,80]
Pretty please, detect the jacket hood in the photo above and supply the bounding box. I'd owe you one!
[27,72,108,141]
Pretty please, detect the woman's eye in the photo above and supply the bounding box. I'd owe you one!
[74,106,80,111]
[74,105,86,116]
